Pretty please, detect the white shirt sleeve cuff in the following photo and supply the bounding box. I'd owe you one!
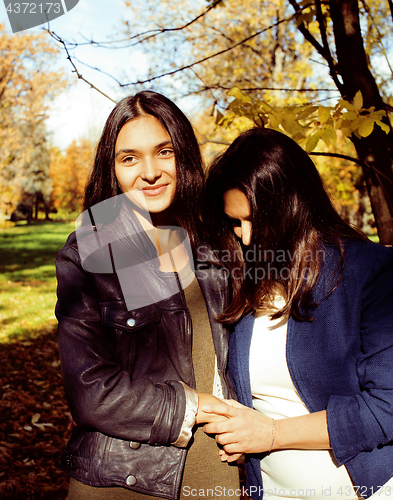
[171,382,198,447]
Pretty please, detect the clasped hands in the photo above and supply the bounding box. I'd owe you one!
[201,399,274,462]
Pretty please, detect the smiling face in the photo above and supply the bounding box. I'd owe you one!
[223,189,252,246]
[114,115,176,217]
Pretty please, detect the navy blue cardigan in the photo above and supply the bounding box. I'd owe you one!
[228,240,393,499]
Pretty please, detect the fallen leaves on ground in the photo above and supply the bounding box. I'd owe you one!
[0,329,69,499]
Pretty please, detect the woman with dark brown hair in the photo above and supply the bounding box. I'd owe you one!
[56,91,240,499]
[202,127,393,499]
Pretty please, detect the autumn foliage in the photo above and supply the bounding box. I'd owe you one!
[0,331,69,499]
[0,25,67,221]
[50,139,94,214]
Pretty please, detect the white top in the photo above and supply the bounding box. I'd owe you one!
[249,306,358,499]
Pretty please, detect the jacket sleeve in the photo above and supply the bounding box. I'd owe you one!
[326,245,393,464]
[56,241,194,446]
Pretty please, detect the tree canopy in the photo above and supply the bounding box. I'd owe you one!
[48,0,393,242]
[0,26,67,220]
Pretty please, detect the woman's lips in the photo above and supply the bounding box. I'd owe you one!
[141,185,167,196]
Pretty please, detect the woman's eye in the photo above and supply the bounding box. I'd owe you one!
[159,149,174,157]
[123,156,137,164]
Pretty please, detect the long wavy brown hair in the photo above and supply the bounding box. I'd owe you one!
[203,127,366,323]
[84,91,204,250]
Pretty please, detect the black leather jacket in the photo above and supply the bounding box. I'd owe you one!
[55,205,234,499]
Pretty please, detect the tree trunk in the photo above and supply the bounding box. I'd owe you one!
[34,194,39,220]
[355,178,367,232]
[329,0,393,244]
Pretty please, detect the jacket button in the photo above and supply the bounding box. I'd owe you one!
[126,475,137,486]
[129,441,141,449]
[127,318,136,327]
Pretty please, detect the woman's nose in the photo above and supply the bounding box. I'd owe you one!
[141,159,161,182]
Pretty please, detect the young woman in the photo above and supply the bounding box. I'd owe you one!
[55,91,240,499]
[202,127,393,499]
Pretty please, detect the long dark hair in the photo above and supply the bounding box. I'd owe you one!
[203,127,366,323]
[84,91,204,248]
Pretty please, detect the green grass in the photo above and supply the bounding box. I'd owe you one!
[0,221,381,343]
[0,221,75,342]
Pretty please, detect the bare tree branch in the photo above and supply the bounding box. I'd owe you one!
[48,0,225,50]
[48,14,296,92]
[310,152,393,187]
[209,26,262,57]
[314,0,344,92]
[360,0,393,78]
[202,84,338,93]
[288,0,344,93]
[66,56,124,87]
[107,15,298,87]
[47,30,117,103]
[287,0,326,54]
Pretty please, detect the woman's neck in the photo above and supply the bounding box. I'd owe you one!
[133,210,189,272]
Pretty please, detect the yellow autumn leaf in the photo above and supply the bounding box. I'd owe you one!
[318,106,331,124]
[376,121,390,134]
[337,99,355,112]
[321,125,337,147]
[358,118,374,137]
[215,109,224,124]
[353,91,363,111]
[31,413,40,424]
[259,100,275,113]
[297,106,318,120]
[342,111,357,121]
[227,87,251,103]
[269,112,281,129]
[306,133,320,152]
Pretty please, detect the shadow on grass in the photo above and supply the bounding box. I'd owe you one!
[0,221,74,280]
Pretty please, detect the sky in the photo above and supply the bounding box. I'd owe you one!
[0,0,158,149]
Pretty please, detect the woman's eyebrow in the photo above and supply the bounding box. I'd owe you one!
[156,140,173,149]
[115,141,173,159]
[115,148,136,158]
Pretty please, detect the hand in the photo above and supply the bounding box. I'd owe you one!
[195,393,231,425]
[218,448,243,463]
[202,399,274,455]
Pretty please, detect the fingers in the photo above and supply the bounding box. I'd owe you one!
[221,451,243,463]
[222,399,246,409]
[203,420,232,435]
[202,402,236,417]
[218,449,242,463]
